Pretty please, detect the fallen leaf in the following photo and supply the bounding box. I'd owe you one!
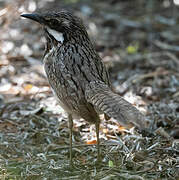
[24,84,33,91]
[108,160,114,167]
[102,128,108,134]
[86,139,97,145]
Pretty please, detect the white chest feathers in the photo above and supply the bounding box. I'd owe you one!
[47,28,64,43]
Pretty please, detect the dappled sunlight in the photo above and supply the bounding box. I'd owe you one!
[0,0,178,179]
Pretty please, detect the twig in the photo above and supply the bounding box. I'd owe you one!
[132,68,169,84]
[165,51,179,67]
[46,143,122,150]
[154,40,179,52]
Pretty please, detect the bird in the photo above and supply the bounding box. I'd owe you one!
[21,10,148,165]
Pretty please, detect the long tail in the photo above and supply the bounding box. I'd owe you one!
[85,81,148,130]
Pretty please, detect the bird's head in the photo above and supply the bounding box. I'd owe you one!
[21,11,88,43]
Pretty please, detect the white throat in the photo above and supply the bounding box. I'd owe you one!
[47,28,64,43]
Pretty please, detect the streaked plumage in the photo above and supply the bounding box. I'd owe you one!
[21,11,148,165]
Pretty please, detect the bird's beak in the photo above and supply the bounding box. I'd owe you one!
[21,13,45,24]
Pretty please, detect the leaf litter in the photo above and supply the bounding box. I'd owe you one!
[0,0,179,179]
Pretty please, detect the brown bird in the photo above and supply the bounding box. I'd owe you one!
[21,11,148,165]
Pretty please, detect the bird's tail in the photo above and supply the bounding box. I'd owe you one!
[85,81,148,130]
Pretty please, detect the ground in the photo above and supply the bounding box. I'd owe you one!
[0,0,179,179]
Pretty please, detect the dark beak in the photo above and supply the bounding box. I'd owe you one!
[21,13,45,24]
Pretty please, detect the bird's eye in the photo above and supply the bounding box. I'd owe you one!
[50,19,59,26]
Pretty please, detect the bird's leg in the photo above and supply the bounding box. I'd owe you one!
[95,121,100,163]
[68,114,73,166]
